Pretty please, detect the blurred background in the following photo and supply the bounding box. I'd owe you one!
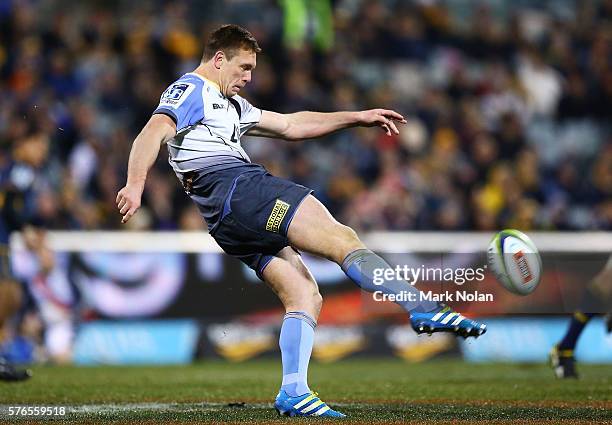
[0,0,610,367]
[1,0,611,233]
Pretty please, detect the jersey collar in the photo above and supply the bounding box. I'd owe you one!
[186,72,222,96]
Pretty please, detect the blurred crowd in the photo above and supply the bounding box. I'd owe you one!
[1,0,610,233]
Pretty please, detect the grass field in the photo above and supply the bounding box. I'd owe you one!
[0,358,611,424]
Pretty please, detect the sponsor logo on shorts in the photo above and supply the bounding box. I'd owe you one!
[513,250,533,284]
[266,199,290,233]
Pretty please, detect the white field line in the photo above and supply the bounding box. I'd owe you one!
[0,401,360,416]
[69,402,269,414]
[0,402,263,417]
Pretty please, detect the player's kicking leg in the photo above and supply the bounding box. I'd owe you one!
[287,195,486,338]
[262,247,345,418]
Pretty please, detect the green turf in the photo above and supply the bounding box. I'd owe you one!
[0,358,611,423]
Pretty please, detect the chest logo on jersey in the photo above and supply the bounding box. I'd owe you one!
[160,83,194,107]
[212,103,224,109]
[266,200,291,233]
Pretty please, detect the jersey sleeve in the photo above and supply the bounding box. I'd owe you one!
[153,77,204,130]
[234,95,262,136]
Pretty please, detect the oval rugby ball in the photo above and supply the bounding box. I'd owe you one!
[487,229,542,295]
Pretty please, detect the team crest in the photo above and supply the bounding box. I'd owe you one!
[159,82,195,107]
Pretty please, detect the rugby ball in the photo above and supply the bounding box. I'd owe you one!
[487,229,542,295]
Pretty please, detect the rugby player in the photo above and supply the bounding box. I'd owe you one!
[0,132,50,381]
[117,24,486,417]
[550,255,612,378]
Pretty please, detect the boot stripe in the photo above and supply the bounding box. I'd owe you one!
[441,312,458,324]
[294,394,316,409]
[431,311,446,321]
[313,405,331,416]
[301,400,324,413]
[451,316,465,326]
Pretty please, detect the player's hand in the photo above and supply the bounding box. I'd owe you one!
[358,109,407,136]
[116,185,143,224]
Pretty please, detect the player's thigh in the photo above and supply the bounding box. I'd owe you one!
[262,247,322,319]
[287,195,365,263]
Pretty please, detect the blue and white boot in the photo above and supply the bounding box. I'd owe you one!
[274,389,346,418]
[410,305,486,338]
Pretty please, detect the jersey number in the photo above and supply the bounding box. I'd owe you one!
[230,125,239,144]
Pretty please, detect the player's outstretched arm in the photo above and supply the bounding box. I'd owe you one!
[248,109,407,141]
[116,114,176,224]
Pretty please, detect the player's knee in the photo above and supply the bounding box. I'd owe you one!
[329,223,364,262]
[341,224,361,245]
[302,287,322,312]
[304,291,323,321]
[288,288,322,320]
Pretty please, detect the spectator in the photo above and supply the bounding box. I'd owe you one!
[0,0,607,234]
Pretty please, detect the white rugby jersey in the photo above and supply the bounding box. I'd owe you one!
[153,72,262,173]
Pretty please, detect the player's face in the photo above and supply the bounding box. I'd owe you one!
[220,48,256,97]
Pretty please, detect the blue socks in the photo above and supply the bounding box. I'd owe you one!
[559,311,595,350]
[278,249,437,397]
[279,311,316,397]
[341,249,438,314]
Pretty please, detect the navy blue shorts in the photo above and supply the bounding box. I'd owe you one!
[178,163,312,279]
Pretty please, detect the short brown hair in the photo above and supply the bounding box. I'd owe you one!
[202,24,261,61]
